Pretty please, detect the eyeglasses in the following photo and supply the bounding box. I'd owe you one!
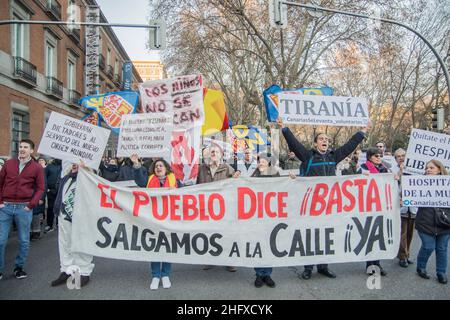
[372,154,381,158]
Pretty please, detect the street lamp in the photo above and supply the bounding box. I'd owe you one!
[269,1,449,132]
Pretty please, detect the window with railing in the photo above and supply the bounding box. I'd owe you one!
[69,90,81,105]
[45,0,61,20]
[13,56,37,85]
[11,110,30,159]
[46,76,63,98]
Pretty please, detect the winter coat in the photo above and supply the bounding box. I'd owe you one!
[45,160,62,194]
[133,167,183,188]
[282,127,365,177]
[118,164,147,182]
[53,172,78,221]
[357,162,389,174]
[100,163,120,182]
[415,207,450,236]
[33,171,47,215]
[251,166,280,177]
[196,163,235,184]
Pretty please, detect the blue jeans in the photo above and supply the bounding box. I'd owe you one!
[150,262,171,278]
[417,231,450,276]
[254,267,272,276]
[0,204,33,272]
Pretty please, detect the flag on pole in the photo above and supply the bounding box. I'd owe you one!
[201,88,229,136]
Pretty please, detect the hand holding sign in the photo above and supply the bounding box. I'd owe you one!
[276,117,284,129]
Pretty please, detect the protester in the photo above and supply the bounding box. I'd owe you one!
[357,147,389,276]
[99,158,120,182]
[197,143,240,272]
[37,157,47,168]
[31,159,47,241]
[415,160,450,284]
[250,153,279,288]
[277,117,371,280]
[0,139,45,280]
[280,150,301,171]
[45,159,62,233]
[201,146,210,165]
[375,141,392,170]
[117,157,147,181]
[132,155,182,290]
[0,159,4,171]
[233,148,257,177]
[394,148,417,268]
[341,153,359,175]
[50,162,94,287]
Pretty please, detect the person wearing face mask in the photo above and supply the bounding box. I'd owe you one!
[357,147,389,276]
[99,158,120,182]
[131,156,183,290]
[277,117,371,280]
[414,160,450,285]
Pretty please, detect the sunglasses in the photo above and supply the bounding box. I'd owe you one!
[372,154,381,158]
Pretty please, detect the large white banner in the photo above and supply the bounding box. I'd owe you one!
[402,175,450,208]
[277,93,369,126]
[404,129,450,175]
[117,113,173,158]
[71,170,400,267]
[38,112,110,169]
[139,74,204,130]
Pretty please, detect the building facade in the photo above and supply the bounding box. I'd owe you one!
[0,0,141,158]
[133,60,164,82]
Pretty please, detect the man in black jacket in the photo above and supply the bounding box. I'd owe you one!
[277,117,371,280]
[44,159,62,232]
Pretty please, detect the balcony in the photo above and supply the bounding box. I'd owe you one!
[68,28,81,44]
[69,90,81,106]
[13,57,37,86]
[46,76,63,99]
[99,54,105,70]
[106,65,113,79]
[45,0,61,20]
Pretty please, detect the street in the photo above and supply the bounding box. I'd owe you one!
[0,228,448,300]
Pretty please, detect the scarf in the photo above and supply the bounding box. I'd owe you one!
[364,160,380,173]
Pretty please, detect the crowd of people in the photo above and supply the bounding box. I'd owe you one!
[0,118,448,290]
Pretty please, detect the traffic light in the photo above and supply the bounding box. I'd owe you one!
[148,20,166,50]
[432,108,438,129]
[269,0,288,29]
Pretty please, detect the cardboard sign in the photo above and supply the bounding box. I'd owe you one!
[277,93,369,126]
[117,113,173,158]
[38,112,110,169]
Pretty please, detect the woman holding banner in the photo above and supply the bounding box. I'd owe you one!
[357,147,389,276]
[415,160,450,284]
[131,155,182,290]
[250,154,280,288]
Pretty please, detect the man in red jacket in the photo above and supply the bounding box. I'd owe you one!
[0,139,45,280]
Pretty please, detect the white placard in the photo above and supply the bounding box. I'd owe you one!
[139,74,204,130]
[404,129,450,175]
[402,175,450,208]
[277,93,369,126]
[38,112,110,169]
[117,113,173,158]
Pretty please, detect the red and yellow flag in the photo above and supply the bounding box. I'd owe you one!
[201,88,229,136]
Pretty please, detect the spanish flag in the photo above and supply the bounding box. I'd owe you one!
[201,88,229,136]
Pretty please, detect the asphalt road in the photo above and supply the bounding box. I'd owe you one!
[0,228,449,300]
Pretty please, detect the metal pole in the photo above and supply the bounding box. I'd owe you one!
[282,1,450,127]
[0,20,159,29]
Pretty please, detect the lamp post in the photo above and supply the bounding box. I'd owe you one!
[270,1,449,132]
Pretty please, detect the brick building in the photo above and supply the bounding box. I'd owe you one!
[0,0,141,158]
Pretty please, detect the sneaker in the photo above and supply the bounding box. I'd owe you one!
[399,260,408,268]
[0,273,3,280]
[262,276,276,288]
[254,275,264,288]
[80,275,90,287]
[161,276,171,289]
[44,226,54,233]
[150,277,160,290]
[226,266,237,272]
[14,267,27,279]
[51,272,70,287]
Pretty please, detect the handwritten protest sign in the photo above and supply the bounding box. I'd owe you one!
[277,93,369,126]
[402,176,450,208]
[404,129,450,175]
[117,113,173,158]
[139,74,204,130]
[38,112,110,169]
[72,170,399,267]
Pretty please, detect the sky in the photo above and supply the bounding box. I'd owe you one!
[95,0,160,61]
